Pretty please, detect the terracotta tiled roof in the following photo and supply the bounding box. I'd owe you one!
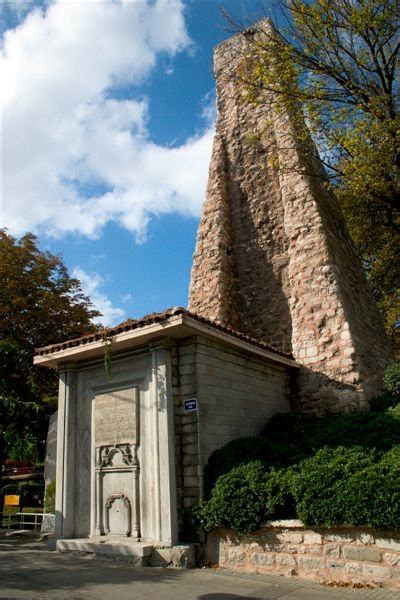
[34,306,293,359]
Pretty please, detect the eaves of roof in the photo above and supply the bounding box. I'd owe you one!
[34,306,297,369]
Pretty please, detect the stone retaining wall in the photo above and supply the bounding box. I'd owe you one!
[206,521,400,589]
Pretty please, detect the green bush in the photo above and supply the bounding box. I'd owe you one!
[341,447,400,529]
[293,446,400,529]
[204,409,400,494]
[195,462,268,534]
[264,467,297,520]
[44,481,56,514]
[384,362,400,399]
[195,462,297,534]
[203,438,271,497]
[293,447,376,526]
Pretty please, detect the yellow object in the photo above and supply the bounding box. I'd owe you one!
[4,495,20,507]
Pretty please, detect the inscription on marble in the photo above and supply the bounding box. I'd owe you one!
[95,387,138,446]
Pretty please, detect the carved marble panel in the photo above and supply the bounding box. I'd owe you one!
[94,387,138,446]
[105,494,131,536]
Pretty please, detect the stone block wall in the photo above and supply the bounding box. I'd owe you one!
[189,21,392,413]
[171,337,201,541]
[206,523,400,589]
[171,335,293,541]
[195,336,292,464]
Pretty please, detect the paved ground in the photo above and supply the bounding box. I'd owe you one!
[0,534,398,600]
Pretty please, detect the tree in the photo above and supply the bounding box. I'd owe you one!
[224,0,399,350]
[0,230,100,487]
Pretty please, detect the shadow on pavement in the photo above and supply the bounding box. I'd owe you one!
[199,595,264,600]
[0,534,180,594]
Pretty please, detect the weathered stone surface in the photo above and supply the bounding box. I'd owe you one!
[298,556,324,570]
[385,553,400,567]
[343,546,381,563]
[326,560,345,570]
[188,19,392,412]
[325,533,355,543]
[206,525,400,588]
[356,532,374,545]
[376,538,400,552]
[362,565,391,579]
[250,552,275,566]
[170,545,196,569]
[304,533,322,545]
[276,554,297,569]
[41,514,55,534]
[277,532,303,544]
[95,388,137,446]
[225,547,246,563]
[324,544,340,559]
[345,562,363,575]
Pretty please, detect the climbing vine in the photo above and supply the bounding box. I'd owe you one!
[102,330,113,381]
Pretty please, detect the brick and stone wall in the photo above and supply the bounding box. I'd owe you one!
[171,337,200,541]
[189,21,392,413]
[195,336,292,464]
[206,522,400,589]
[171,335,292,540]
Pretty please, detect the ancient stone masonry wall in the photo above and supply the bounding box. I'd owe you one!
[206,523,400,589]
[189,33,292,353]
[189,22,392,412]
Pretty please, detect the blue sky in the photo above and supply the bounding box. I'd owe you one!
[2,0,272,326]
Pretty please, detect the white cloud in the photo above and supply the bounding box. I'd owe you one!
[120,293,133,303]
[1,0,214,240]
[72,267,125,327]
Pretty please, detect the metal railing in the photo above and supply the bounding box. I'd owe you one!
[0,512,54,531]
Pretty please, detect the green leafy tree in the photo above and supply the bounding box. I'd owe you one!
[225,0,399,349]
[0,230,100,487]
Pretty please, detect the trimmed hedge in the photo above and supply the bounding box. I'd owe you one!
[196,446,400,532]
[293,446,376,527]
[195,462,296,534]
[204,407,400,494]
[194,462,269,534]
[294,446,400,528]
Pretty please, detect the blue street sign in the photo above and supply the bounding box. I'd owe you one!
[183,398,198,413]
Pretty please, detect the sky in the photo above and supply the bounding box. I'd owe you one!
[1,0,273,326]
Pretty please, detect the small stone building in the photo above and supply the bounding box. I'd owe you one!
[34,308,297,556]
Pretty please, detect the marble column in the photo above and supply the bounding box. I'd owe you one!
[150,341,178,545]
[55,363,77,538]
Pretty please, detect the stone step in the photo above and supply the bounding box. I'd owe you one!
[57,538,153,566]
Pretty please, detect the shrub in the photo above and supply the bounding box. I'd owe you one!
[44,481,56,514]
[203,437,271,498]
[195,462,269,534]
[264,467,297,520]
[341,447,400,529]
[204,409,400,494]
[292,446,400,528]
[384,362,400,399]
[195,462,297,534]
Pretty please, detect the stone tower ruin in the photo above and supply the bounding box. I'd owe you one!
[189,22,392,413]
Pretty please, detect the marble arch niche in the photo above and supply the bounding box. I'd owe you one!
[94,386,140,539]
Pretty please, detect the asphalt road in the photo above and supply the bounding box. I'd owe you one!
[0,534,398,600]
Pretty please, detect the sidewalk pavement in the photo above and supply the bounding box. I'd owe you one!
[0,534,398,600]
